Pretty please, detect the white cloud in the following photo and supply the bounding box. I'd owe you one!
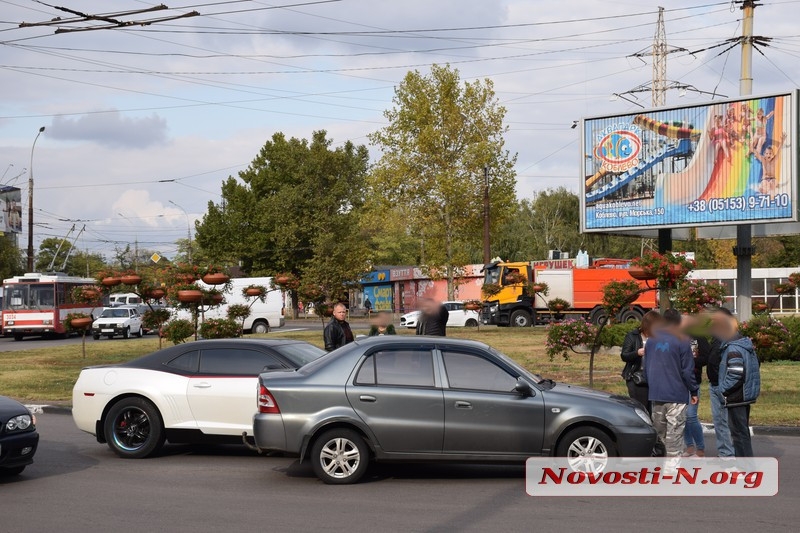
[49,111,168,149]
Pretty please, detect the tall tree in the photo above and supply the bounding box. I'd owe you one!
[0,236,23,280]
[35,237,73,272]
[196,130,370,299]
[369,64,517,297]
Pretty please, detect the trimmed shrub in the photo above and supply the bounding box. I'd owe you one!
[162,319,195,345]
[199,318,242,339]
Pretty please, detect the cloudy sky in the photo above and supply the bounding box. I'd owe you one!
[1,0,799,260]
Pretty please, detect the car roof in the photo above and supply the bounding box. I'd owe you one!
[351,335,489,349]
[115,338,314,369]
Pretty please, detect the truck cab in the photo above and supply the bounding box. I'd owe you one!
[481,261,537,327]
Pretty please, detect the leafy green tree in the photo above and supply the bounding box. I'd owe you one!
[369,64,517,297]
[0,236,23,279]
[35,238,75,272]
[196,130,371,300]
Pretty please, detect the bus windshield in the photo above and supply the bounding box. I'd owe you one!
[3,283,55,310]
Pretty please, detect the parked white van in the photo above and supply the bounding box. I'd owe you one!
[178,277,285,333]
[109,292,142,307]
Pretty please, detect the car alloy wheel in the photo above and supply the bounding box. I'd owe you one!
[311,428,369,484]
[320,437,360,479]
[566,436,608,472]
[104,397,165,458]
[111,406,151,453]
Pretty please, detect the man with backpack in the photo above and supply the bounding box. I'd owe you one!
[711,307,761,458]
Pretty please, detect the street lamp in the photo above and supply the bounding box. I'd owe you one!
[169,200,192,263]
[27,126,45,272]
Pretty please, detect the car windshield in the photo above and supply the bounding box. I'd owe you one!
[273,343,326,367]
[488,346,545,384]
[100,309,129,318]
[2,283,54,310]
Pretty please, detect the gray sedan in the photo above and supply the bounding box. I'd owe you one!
[251,336,656,484]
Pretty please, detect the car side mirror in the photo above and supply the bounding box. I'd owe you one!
[514,378,533,397]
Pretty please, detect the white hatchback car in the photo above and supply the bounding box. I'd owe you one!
[92,306,144,340]
[400,301,480,329]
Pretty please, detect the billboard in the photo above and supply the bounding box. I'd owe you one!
[581,92,797,232]
[0,186,23,234]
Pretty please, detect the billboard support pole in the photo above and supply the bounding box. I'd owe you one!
[658,228,672,311]
[735,0,756,321]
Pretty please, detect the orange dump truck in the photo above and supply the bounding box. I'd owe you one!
[480,259,657,327]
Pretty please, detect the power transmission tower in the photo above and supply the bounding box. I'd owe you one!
[652,6,668,107]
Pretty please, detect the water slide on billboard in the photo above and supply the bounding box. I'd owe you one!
[655,109,716,205]
[585,118,697,203]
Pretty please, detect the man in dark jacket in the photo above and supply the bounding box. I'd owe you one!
[706,332,735,458]
[644,309,698,466]
[323,303,354,352]
[416,298,449,336]
[712,307,761,458]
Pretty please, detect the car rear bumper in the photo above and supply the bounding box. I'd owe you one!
[0,430,39,469]
[252,413,287,452]
[614,425,659,456]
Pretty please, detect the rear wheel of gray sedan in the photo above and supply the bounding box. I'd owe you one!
[104,397,165,459]
[311,429,369,485]
[557,427,616,470]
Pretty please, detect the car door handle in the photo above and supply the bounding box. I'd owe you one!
[193,382,212,389]
[359,395,377,402]
[454,401,472,409]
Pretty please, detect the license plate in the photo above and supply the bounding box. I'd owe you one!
[101,329,114,333]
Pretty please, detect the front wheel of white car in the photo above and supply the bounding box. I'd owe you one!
[104,397,165,459]
[311,429,369,485]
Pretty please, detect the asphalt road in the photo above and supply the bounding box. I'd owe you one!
[2,413,799,532]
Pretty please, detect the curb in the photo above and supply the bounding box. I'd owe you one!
[25,404,72,415]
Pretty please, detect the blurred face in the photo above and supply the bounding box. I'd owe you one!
[711,312,734,340]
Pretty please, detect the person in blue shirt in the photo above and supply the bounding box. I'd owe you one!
[644,309,699,463]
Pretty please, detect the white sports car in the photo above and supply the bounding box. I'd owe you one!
[400,300,480,329]
[72,339,325,458]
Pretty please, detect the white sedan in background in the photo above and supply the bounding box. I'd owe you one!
[400,301,480,329]
[72,339,324,458]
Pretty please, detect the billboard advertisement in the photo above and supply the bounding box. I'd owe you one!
[0,186,23,234]
[581,92,796,232]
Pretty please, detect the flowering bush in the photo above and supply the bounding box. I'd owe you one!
[545,319,598,360]
[673,280,726,314]
[199,318,242,339]
[161,319,195,344]
[740,316,791,362]
[504,271,526,285]
[602,280,642,322]
[142,308,172,330]
[272,273,300,291]
[630,251,694,288]
[547,297,570,313]
[481,282,502,298]
[70,285,104,305]
[227,303,252,321]
[523,281,549,298]
[63,312,92,332]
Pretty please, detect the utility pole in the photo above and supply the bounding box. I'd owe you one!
[483,164,490,265]
[27,126,45,272]
[735,0,756,321]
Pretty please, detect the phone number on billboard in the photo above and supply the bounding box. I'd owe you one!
[687,194,790,213]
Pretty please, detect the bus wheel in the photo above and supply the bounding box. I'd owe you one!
[13,333,23,342]
[510,310,532,327]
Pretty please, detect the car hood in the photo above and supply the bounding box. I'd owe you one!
[401,311,420,319]
[0,395,29,416]
[94,317,128,323]
[546,382,641,409]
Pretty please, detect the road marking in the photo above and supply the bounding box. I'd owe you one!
[279,328,307,332]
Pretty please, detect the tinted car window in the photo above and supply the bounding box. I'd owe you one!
[272,343,326,367]
[443,351,517,392]
[354,357,376,385]
[166,350,200,373]
[200,348,285,375]
[361,349,434,387]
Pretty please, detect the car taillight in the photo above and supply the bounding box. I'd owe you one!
[258,384,280,414]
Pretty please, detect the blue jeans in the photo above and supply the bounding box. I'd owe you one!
[709,384,735,457]
[683,396,705,451]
